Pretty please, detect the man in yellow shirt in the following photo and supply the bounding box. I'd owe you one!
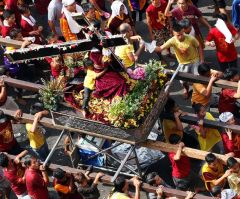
[227,157,240,195]
[26,102,49,161]
[115,23,145,69]
[155,21,203,98]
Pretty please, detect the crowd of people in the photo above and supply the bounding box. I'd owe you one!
[0,0,240,198]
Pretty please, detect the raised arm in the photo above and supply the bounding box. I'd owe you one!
[173,142,184,161]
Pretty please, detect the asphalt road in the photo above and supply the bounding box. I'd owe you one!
[7,0,239,198]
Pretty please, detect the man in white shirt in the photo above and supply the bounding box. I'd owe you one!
[48,0,63,37]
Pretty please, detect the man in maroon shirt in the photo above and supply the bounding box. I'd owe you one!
[168,134,201,191]
[0,110,23,155]
[218,68,240,117]
[24,155,49,199]
[0,151,29,198]
[165,0,211,49]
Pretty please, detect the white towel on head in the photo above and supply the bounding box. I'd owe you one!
[62,0,75,6]
[21,15,36,27]
[62,4,84,34]
[110,0,128,18]
[215,18,233,44]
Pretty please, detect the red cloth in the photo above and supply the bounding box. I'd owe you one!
[5,0,21,25]
[171,5,202,35]
[20,18,41,44]
[218,88,237,114]
[34,0,51,15]
[146,0,168,30]
[221,132,240,158]
[0,120,16,152]
[25,168,49,199]
[96,0,105,11]
[4,162,27,195]
[168,152,191,178]
[1,25,15,37]
[206,24,238,63]
[108,14,134,34]
[93,70,128,99]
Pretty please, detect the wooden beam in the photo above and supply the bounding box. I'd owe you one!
[140,140,239,163]
[0,37,39,48]
[1,108,237,164]
[161,112,240,134]
[165,69,238,89]
[5,153,210,199]
[2,76,42,92]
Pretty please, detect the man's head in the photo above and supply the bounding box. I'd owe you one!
[151,0,161,7]
[179,18,192,34]
[172,21,185,42]
[18,5,31,17]
[205,153,218,169]
[219,112,235,125]
[23,155,40,170]
[53,168,67,182]
[83,58,94,70]
[169,134,182,144]
[177,0,188,11]
[227,157,239,173]
[74,172,88,186]
[3,10,15,25]
[146,172,162,186]
[114,176,128,193]
[198,63,211,77]
[217,13,228,23]
[164,98,179,113]
[9,28,23,41]
[192,103,206,118]
[84,3,96,21]
[30,102,44,115]
[223,68,239,82]
[119,23,133,38]
[0,153,9,168]
[62,0,76,12]
[46,33,58,44]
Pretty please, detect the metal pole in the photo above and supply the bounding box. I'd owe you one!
[164,65,181,93]
[132,147,143,178]
[111,145,135,182]
[83,139,139,175]
[43,129,65,167]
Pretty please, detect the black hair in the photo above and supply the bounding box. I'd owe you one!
[211,186,222,196]
[92,20,101,30]
[82,3,94,13]
[53,168,66,180]
[205,153,217,164]
[164,98,176,113]
[179,18,192,29]
[9,28,21,39]
[3,9,14,19]
[217,13,228,22]
[83,59,93,68]
[172,18,183,32]
[198,63,211,76]
[22,154,33,167]
[18,4,30,15]
[146,172,158,185]
[223,68,239,81]
[227,157,238,168]
[192,103,204,114]
[0,153,9,167]
[169,134,181,144]
[30,102,44,115]
[113,176,126,193]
